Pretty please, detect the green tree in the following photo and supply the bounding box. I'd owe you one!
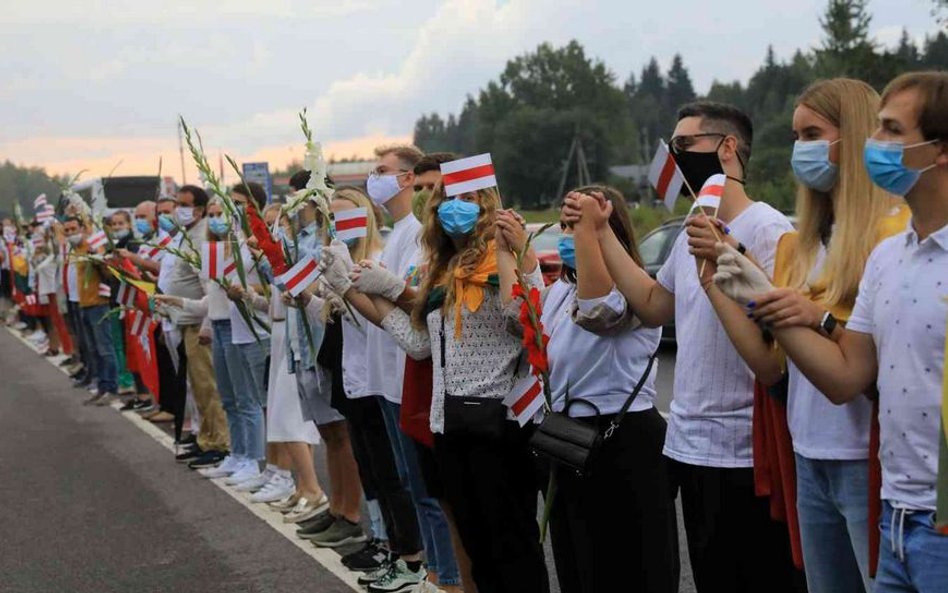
[0,161,66,219]
[666,54,697,111]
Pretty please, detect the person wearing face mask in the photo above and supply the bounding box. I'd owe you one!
[524,186,678,593]
[62,215,120,406]
[713,71,948,593]
[691,79,909,593]
[158,185,230,469]
[103,210,139,397]
[326,182,549,593]
[563,102,799,593]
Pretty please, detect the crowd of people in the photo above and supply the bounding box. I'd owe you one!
[1,69,947,593]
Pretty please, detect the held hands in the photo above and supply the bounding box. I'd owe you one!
[747,287,826,330]
[225,283,245,303]
[561,191,611,231]
[350,260,405,301]
[198,325,212,346]
[317,240,354,294]
[494,209,527,254]
[712,243,773,306]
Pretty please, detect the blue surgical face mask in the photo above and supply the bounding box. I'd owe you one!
[208,216,230,237]
[158,213,176,233]
[864,138,939,196]
[135,219,154,237]
[557,235,576,270]
[791,139,839,193]
[437,198,480,238]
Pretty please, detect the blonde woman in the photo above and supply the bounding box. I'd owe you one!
[688,78,909,593]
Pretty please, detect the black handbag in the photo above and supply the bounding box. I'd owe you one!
[528,350,658,475]
[439,315,508,439]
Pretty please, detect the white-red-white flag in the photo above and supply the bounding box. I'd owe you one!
[692,173,726,212]
[88,230,108,251]
[33,194,48,211]
[129,310,154,338]
[98,283,112,298]
[648,141,685,211]
[275,255,319,297]
[116,282,138,309]
[334,208,368,242]
[25,293,37,306]
[201,241,227,280]
[440,153,497,197]
[37,204,55,225]
[503,374,546,427]
[142,232,172,261]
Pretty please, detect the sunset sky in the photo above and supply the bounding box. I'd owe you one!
[0,0,940,183]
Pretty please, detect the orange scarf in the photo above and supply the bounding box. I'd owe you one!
[449,241,498,338]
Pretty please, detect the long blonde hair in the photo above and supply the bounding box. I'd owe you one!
[327,186,383,262]
[787,78,897,309]
[412,184,501,327]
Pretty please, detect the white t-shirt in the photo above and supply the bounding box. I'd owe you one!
[229,249,270,345]
[66,256,80,303]
[544,282,660,416]
[657,201,792,468]
[848,224,948,511]
[342,251,380,400]
[787,243,872,460]
[157,233,183,332]
[365,214,422,404]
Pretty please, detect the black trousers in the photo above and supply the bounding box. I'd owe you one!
[670,458,807,593]
[66,301,91,371]
[155,330,187,441]
[550,407,679,593]
[434,422,549,593]
[347,396,423,557]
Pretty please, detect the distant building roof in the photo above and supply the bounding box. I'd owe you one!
[609,164,649,179]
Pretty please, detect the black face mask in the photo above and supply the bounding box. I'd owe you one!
[670,136,746,196]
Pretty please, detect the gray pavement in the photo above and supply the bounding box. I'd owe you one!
[0,329,694,593]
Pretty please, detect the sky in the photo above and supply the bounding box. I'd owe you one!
[0,0,942,182]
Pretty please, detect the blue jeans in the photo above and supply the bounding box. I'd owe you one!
[795,454,871,593]
[379,399,459,586]
[211,320,266,461]
[235,338,269,459]
[875,501,948,592]
[80,304,118,394]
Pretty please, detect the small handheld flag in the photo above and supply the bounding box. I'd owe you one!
[142,233,172,261]
[88,230,108,252]
[648,141,685,211]
[503,375,546,427]
[334,208,368,243]
[693,173,726,212]
[116,282,138,310]
[440,153,497,197]
[201,241,226,280]
[275,255,319,297]
[98,283,112,298]
[33,194,48,211]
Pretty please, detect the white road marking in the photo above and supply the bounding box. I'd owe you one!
[5,327,363,592]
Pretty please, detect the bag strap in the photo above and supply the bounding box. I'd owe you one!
[603,348,658,440]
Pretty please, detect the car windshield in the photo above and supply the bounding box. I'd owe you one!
[529,226,562,252]
[638,225,679,267]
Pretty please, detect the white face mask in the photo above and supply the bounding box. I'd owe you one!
[67,234,82,247]
[176,206,195,226]
[366,172,404,206]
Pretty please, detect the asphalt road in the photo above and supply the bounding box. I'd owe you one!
[0,330,693,593]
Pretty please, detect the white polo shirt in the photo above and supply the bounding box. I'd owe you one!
[658,201,793,468]
[847,222,948,511]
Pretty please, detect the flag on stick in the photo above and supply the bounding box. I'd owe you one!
[116,282,138,310]
[33,194,48,211]
[88,230,108,252]
[648,141,685,211]
[97,283,112,298]
[335,208,368,242]
[37,204,55,224]
[201,241,227,280]
[503,374,546,427]
[275,255,319,297]
[142,232,172,261]
[440,153,497,197]
[691,173,726,212]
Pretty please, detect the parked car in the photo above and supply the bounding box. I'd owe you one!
[526,223,563,285]
[638,217,686,342]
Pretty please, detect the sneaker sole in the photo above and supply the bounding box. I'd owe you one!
[367,584,418,593]
[310,533,369,548]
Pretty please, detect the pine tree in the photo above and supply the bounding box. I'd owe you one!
[666,54,696,108]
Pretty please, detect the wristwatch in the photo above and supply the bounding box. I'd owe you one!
[736,242,747,254]
[819,311,838,336]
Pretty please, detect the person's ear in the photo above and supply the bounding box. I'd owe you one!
[935,140,948,168]
[719,135,738,164]
[401,170,415,190]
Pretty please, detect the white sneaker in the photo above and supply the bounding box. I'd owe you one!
[225,460,261,485]
[251,476,295,504]
[198,455,241,479]
[283,494,330,524]
[410,581,446,593]
[234,467,274,492]
[12,321,27,330]
[27,331,47,344]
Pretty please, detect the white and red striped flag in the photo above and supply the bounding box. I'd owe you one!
[275,255,319,297]
[88,230,108,251]
[648,141,685,211]
[98,283,112,298]
[33,194,48,211]
[201,241,227,280]
[440,153,497,197]
[691,173,726,213]
[31,235,45,248]
[503,374,546,427]
[129,310,154,338]
[24,293,37,306]
[142,232,172,261]
[335,208,368,242]
[37,204,55,224]
[116,282,138,310]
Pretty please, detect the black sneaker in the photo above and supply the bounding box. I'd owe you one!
[175,433,196,446]
[132,399,154,411]
[188,450,227,469]
[119,399,138,412]
[72,375,91,388]
[175,445,203,463]
[296,510,335,539]
[309,517,368,548]
[342,539,390,572]
[59,356,78,367]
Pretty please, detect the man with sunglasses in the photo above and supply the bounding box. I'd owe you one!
[563,101,798,592]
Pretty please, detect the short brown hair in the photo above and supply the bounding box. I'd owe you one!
[231,181,268,210]
[881,71,948,141]
[374,144,424,170]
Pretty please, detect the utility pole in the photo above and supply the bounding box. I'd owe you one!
[177,117,187,185]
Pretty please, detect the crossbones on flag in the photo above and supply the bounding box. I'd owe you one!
[440,153,497,197]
